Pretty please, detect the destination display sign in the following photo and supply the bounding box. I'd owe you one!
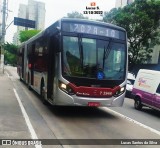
[62,22,125,40]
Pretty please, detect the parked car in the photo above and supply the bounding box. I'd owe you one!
[126,72,136,98]
[132,69,160,111]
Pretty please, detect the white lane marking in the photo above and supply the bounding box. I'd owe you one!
[102,107,160,136]
[13,88,42,148]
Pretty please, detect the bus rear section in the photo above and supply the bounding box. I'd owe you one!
[132,69,160,111]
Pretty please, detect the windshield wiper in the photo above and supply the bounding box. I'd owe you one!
[78,36,84,70]
[103,39,112,70]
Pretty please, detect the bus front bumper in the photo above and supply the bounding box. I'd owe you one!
[55,88,125,107]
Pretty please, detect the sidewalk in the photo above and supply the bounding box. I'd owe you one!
[0,73,30,139]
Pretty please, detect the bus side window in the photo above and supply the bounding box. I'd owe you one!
[34,56,47,72]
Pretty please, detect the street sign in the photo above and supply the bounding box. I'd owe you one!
[14,17,36,28]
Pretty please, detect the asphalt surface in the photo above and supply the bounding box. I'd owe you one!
[0,66,159,148]
[0,73,30,139]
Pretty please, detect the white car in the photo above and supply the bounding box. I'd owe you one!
[126,72,136,98]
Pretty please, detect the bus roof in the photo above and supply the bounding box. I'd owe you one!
[25,30,45,44]
[23,18,126,45]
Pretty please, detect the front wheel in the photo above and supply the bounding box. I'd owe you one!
[40,82,48,105]
[27,73,32,90]
[134,97,142,110]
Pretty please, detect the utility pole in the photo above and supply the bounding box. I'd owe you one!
[0,0,7,73]
[2,0,7,43]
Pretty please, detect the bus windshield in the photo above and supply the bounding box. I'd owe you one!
[62,36,126,80]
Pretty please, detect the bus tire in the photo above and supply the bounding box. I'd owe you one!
[27,73,32,90]
[134,96,142,110]
[40,80,47,105]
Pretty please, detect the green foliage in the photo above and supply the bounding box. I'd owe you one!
[3,42,18,54]
[19,30,41,43]
[3,42,18,65]
[103,0,160,70]
[67,11,88,19]
[5,52,17,66]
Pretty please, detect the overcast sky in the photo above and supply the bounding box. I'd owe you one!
[6,0,116,42]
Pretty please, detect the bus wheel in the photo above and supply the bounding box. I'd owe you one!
[40,81,47,105]
[20,77,22,81]
[27,74,32,90]
[134,97,142,110]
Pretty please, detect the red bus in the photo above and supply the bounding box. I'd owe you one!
[17,18,128,107]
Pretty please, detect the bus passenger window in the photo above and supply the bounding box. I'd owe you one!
[34,56,47,72]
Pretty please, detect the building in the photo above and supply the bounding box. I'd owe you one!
[17,4,28,35]
[0,0,2,38]
[27,0,45,30]
[115,0,134,8]
[12,32,19,45]
[13,0,45,45]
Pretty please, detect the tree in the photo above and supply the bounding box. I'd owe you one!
[67,11,88,19]
[19,29,41,43]
[103,0,160,70]
[3,42,18,65]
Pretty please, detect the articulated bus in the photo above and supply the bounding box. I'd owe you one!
[17,18,128,107]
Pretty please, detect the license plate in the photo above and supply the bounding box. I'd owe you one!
[88,102,100,107]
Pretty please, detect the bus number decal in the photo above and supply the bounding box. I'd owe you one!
[94,27,98,35]
[81,25,85,32]
[74,24,79,32]
[111,30,116,38]
[100,91,112,96]
[106,29,109,36]
[63,22,124,40]
[87,25,91,34]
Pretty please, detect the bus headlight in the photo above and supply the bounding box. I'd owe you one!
[58,81,75,95]
[114,86,125,97]
[60,83,67,89]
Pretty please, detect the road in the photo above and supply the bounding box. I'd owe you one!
[1,65,160,148]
